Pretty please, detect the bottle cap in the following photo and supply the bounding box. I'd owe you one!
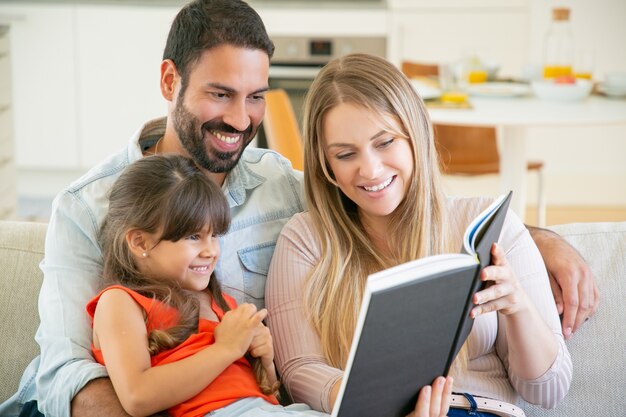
[552,8,570,21]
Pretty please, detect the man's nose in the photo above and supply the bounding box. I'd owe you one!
[222,99,250,133]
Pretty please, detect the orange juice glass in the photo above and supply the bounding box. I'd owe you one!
[468,70,488,84]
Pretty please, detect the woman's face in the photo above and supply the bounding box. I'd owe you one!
[322,102,414,223]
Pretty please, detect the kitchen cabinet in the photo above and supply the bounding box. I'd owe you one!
[74,5,176,166]
[0,25,17,219]
[1,4,79,169]
[0,3,178,170]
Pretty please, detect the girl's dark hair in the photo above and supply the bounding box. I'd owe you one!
[100,154,278,395]
[163,0,274,93]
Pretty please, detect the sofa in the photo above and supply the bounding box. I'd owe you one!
[0,220,624,415]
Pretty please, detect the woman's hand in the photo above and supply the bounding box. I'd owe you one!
[407,376,453,417]
[471,243,530,317]
[214,303,267,358]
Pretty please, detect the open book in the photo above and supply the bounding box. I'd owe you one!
[332,191,513,417]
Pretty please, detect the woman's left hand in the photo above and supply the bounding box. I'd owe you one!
[471,243,530,317]
[406,376,453,417]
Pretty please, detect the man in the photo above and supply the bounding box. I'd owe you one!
[0,1,597,416]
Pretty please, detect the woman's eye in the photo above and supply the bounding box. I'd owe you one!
[336,152,355,160]
[187,234,200,241]
[378,138,395,148]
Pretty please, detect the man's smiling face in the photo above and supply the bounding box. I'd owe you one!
[172,44,270,174]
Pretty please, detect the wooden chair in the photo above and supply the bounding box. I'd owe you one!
[262,88,304,171]
[401,60,546,226]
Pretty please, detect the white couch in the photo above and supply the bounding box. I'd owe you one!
[0,220,624,415]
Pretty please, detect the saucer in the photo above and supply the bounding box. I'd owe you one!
[598,82,626,98]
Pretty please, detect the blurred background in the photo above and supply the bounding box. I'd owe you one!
[0,0,625,225]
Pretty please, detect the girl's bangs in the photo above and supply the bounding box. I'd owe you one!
[159,178,230,242]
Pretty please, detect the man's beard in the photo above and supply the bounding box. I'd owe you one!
[172,98,256,174]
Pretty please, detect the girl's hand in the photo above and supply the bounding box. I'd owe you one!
[472,243,530,317]
[407,376,453,417]
[249,323,275,368]
[214,303,267,358]
[249,323,279,387]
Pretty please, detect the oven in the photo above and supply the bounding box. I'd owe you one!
[256,35,387,147]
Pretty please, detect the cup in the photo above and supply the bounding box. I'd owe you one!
[575,50,594,80]
[606,72,626,88]
[438,63,468,104]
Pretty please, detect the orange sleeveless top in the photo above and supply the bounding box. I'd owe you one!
[86,285,278,417]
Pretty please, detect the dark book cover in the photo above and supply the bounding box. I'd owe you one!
[333,192,512,417]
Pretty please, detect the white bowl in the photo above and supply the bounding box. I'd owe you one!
[606,72,626,89]
[531,79,593,101]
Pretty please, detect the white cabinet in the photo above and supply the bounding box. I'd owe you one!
[74,5,176,167]
[0,25,17,219]
[1,4,79,169]
[0,3,179,170]
[388,1,529,78]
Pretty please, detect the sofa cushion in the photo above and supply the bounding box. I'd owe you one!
[0,221,47,402]
[523,222,626,417]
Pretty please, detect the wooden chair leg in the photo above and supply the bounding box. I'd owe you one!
[536,167,546,227]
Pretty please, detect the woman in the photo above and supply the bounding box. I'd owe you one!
[266,54,572,417]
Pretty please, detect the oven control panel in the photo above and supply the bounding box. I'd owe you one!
[271,36,386,66]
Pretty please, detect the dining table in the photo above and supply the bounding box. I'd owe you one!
[426,93,626,220]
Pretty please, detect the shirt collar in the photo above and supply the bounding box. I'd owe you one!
[222,150,266,208]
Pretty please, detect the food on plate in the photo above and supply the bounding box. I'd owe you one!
[554,75,577,84]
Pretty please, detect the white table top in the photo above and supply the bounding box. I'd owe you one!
[427,95,626,128]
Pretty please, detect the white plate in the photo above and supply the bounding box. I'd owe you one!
[410,79,442,100]
[598,83,626,98]
[466,82,530,98]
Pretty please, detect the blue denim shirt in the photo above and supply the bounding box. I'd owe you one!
[0,117,305,417]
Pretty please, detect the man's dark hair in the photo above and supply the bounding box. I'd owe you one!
[163,0,274,88]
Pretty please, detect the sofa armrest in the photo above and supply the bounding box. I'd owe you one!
[522,222,626,417]
[0,221,47,402]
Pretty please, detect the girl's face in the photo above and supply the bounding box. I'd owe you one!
[142,225,220,292]
[323,102,414,224]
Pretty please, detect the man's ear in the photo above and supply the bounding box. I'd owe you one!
[126,229,151,259]
[160,59,180,102]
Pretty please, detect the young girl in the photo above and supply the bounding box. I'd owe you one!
[88,154,331,417]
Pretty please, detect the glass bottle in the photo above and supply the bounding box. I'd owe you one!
[543,7,574,79]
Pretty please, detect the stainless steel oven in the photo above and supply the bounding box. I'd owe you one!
[257,35,387,147]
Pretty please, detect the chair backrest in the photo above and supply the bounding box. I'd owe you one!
[263,89,304,171]
[434,124,500,175]
[401,61,440,78]
[400,60,500,176]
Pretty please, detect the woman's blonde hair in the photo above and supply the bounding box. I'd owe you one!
[99,154,278,395]
[302,53,453,368]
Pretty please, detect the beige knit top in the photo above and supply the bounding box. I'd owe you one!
[266,196,572,413]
